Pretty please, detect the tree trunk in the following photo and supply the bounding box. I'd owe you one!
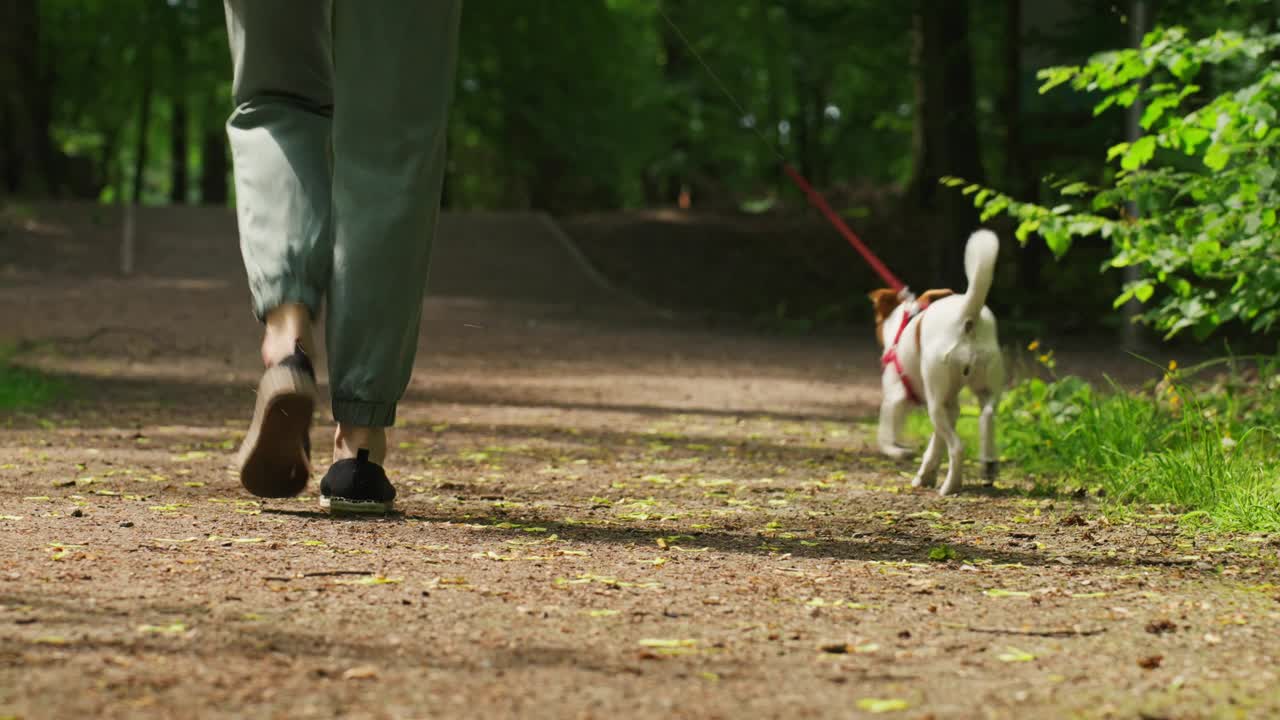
[908,0,985,288]
[199,130,229,205]
[1,0,55,195]
[658,0,691,205]
[168,16,189,205]
[132,53,156,204]
[1003,0,1043,293]
[170,99,189,204]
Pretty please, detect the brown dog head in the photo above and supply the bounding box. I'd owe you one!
[868,288,902,347]
[868,288,956,347]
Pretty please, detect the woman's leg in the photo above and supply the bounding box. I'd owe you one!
[224,0,334,497]
[326,1,461,459]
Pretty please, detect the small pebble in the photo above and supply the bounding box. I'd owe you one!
[70,509,84,518]
[120,521,134,528]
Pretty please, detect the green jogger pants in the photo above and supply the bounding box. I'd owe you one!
[223,0,461,427]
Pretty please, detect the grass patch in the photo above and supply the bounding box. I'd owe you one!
[900,347,1280,532]
[997,352,1280,533]
[0,347,66,410]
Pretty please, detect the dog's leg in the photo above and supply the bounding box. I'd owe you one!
[977,389,999,485]
[935,398,965,497]
[877,368,912,459]
[912,432,942,488]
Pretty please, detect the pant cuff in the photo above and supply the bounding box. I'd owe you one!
[250,279,323,323]
[332,399,397,427]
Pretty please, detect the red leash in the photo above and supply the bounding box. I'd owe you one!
[782,164,906,294]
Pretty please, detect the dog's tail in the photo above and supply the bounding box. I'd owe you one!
[960,229,999,321]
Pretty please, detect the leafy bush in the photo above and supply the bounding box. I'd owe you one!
[949,26,1280,339]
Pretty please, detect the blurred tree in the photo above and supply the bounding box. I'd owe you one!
[0,0,1261,228]
[1,0,55,196]
[909,0,985,287]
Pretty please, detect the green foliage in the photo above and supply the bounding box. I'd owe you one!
[449,0,916,211]
[948,24,1280,339]
[998,351,1280,533]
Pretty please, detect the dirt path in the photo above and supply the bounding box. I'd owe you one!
[1,206,1278,719]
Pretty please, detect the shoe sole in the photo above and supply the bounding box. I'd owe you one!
[236,365,316,498]
[319,495,394,514]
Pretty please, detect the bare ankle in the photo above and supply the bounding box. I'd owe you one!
[262,303,314,367]
[334,425,387,464]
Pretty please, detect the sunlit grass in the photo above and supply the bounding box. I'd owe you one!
[984,347,1280,532]
[0,346,66,410]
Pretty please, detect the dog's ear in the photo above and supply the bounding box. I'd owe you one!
[919,288,955,308]
[867,288,901,321]
[868,289,901,348]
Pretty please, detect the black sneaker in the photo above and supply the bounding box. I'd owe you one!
[236,342,316,498]
[319,449,396,513]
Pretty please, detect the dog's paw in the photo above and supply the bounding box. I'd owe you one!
[937,476,962,496]
[880,443,913,460]
[911,473,934,489]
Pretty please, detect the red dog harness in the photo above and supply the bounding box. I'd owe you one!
[881,306,925,404]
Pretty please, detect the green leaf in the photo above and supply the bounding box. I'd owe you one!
[1179,127,1210,154]
[1190,239,1222,268]
[1134,283,1155,303]
[1037,66,1076,94]
[1042,227,1073,257]
[1121,136,1157,170]
[928,545,957,561]
[1203,142,1230,171]
[1015,220,1040,244]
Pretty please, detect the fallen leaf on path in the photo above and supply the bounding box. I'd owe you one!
[335,575,402,586]
[32,636,70,645]
[342,665,378,680]
[997,646,1036,662]
[637,638,698,655]
[856,698,909,713]
[928,545,958,562]
[137,622,189,636]
[984,589,1031,598]
[1137,655,1163,669]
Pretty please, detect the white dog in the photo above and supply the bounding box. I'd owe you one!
[868,229,1004,496]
